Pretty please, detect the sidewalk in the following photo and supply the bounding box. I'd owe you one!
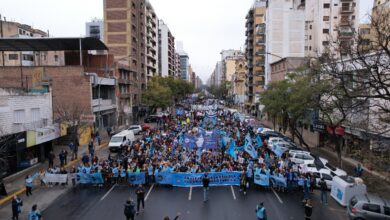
[0,139,108,208]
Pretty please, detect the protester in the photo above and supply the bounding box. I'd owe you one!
[319,178,328,205]
[255,202,266,220]
[355,163,363,177]
[124,199,136,220]
[240,170,247,195]
[59,149,68,167]
[304,199,313,220]
[202,173,210,202]
[48,151,55,168]
[135,184,145,214]
[28,204,42,220]
[88,139,95,157]
[25,175,33,196]
[11,195,23,220]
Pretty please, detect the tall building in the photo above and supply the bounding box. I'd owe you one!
[178,51,189,81]
[245,0,267,113]
[0,19,64,66]
[265,0,305,85]
[158,20,176,77]
[358,23,372,53]
[145,1,159,82]
[305,0,360,57]
[86,18,104,41]
[232,57,247,105]
[221,50,244,82]
[103,0,146,113]
[174,52,181,78]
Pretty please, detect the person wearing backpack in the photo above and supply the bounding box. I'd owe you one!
[28,204,42,220]
[124,199,136,220]
[255,202,267,220]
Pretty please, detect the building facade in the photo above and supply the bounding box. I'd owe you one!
[145,1,159,82]
[86,18,104,41]
[0,20,64,67]
[103,0,146,112]
[245,0,267,114]
[158,20,175,77]
[304,0,360,57]
[270,57,306,82]
[232,57,247,105]
[178,52,189,81]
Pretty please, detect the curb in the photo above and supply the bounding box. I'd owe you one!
[0,142,108,206]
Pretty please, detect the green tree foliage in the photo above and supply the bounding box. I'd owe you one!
[142,76,194,110]
[208,81,231,100]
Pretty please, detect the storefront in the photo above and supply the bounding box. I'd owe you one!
[0,132,26,178]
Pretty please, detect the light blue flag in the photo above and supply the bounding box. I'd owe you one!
[235,127,240,140]
[228,139,237,161]
[271,144,288,158]
[245,133,252,146]
[256,135,263,148]
[244,143,258,158]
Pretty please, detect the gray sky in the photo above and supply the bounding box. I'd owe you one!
[1,0,374,82]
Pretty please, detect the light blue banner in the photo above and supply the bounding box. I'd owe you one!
[155,172,175,185]
[77,172,104,184]
[173,172,241,187]
[254,171,270,186]
[271,144,288,158]
[127,172,145,184]
[270,175,287,188]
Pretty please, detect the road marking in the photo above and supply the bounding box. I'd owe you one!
[145,184,154,201]
[230,185,236,200]
[271,188,283,204]
[100,184,116,201]
[188,187,193,200]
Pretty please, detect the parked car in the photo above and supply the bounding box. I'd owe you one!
[261,131,284,139]
[305,166,334,189]
[348,194,390,220]
[128,125,142,135]
[289,150,315,165]
[144,115,160,123]
[319,157,347,177]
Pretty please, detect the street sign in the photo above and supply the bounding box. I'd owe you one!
[312,122,326,133]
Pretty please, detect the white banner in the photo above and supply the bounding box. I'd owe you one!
[43,173,68,184]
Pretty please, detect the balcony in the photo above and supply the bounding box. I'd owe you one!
[92,99,117,112]
[341,6,354,13]
[255,71,265,76]
[119,93,131,99]
[340,19,351,26]
[339,27,354,39]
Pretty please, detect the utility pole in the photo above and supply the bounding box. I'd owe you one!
[0,14,5,67]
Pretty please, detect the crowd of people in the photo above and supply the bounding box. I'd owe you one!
[18,99,327,220]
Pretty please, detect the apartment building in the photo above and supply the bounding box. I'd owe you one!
[86,18,104,41]
[103,0,146,109]
[305,0,360,57]
[158,20,175,77]
[265,0,305,85]
[0,19,64,66]
[174,52,181,79]
[232,57,247,105]
[371,0,390,50]
[145,1,159,82]
[245,0,267,114]
[358,23,372,53]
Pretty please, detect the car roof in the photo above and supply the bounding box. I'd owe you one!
[354,194,390,206]
[114,130,134,137]
[289,149,311,155]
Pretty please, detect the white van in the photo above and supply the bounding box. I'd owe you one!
[109,130,135,152]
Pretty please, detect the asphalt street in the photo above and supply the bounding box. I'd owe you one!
[43,184,348,220]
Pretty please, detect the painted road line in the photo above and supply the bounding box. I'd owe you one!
[230,185,236,200]
[100,184,116,201]
[271,188,283,204]
[145,184,154,201]
[188,187,193,200]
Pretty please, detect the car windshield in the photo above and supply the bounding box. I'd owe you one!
[325,163,337,171]
[110,136,123,143]
[129,126,138,130]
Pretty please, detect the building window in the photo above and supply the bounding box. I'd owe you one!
[309,25,312,30]
[54,55,59,62]
[8,54,18,60]
[31,108,40,122]
[22,54,34,61]
[309,46,312,51]
[309,35,312,40]
[323,16,330,21]
[324,3,330,8]
[323,29,329,34]
[19,29,23,35]
[13,110,25,124]
[322,41,329,46]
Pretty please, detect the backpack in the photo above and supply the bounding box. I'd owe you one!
[124,203,136,216]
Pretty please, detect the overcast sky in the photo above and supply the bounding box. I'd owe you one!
[1,0,374,82]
